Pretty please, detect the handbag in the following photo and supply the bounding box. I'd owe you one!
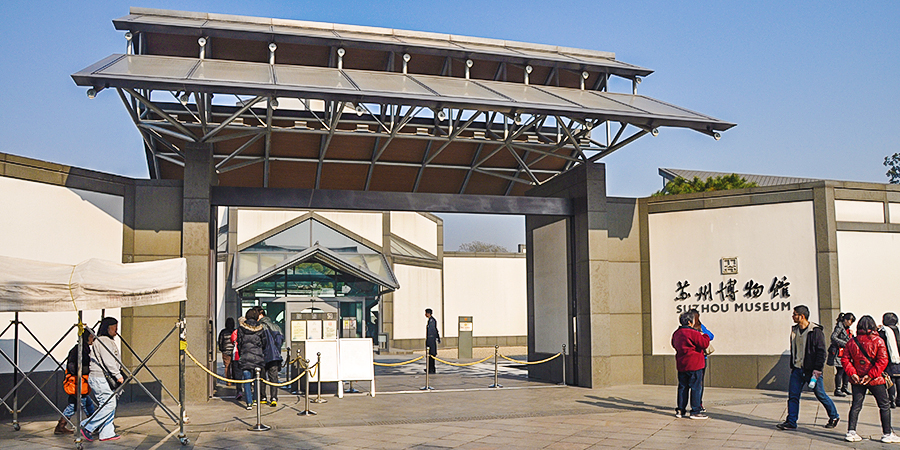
[852,336,892,386]
[63,372,89,395]
[704,342,715,356]
[826,343,837,366]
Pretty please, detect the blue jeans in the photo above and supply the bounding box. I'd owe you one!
[81,376,117,440]
[677,369,704,414]
[63,396,96,418]
[242,369,256,406]
[785,368,838,426]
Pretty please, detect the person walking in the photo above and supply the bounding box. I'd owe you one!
[776,305,839,431]
[425,308,440,374]
[842,315,900,443]
[830,312,856,397]
[257,308,284,407]
[218,317,235,386]
[880,313,900,408]
[80,317,123,442]
[236,308,267,410]
[55,329,97,435]
[672,310,710,419]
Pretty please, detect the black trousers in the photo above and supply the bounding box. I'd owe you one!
[426,338,438,373]
[848,383,893,435]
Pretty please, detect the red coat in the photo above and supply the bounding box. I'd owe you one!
[841,331,888,385]
[672,326,710,372]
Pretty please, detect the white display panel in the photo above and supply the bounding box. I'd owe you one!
[649,201,817,356]
[837,231,900,321]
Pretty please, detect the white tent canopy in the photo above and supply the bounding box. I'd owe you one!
[0,255,187,312]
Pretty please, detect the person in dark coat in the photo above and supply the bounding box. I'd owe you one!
[776,305,839,431]
[257,307,284,406]
[425,308,440,374]
[236,309,267,409]
[217,317,235,386]
[830,312,855,397]
[55,329,97,434]
[879,312,900,407]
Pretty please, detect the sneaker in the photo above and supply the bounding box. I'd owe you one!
[246,404,253,410]
[825,417,840,428]
[776,422,797,430]
[675,410,684,418]
[845,431,862,442]
[882,433,900,443]
[260,398,268,405]
[834,390,847,397]
[81,428,93,442]
[270,400,277,407]
[100,435,121,441]
[690,413,708,420]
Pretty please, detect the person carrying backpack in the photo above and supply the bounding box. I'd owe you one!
[256,307,284,407]
[217,317,235,386]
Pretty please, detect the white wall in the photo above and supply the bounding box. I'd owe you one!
[837,231,900,320]
[0,176,123,373]
[442,256,526,338]
[390,212,437,255]
[317,211,382,246]
[835,200,884,223]
[236,209,306,244]
[391,264,442,340]
[532,220,569,354]
[649,201,817,356]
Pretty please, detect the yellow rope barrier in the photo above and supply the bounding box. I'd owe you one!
[185,346,315,386]
[373,355,425,367]
[498,352,561,365]
[431,354,493,367]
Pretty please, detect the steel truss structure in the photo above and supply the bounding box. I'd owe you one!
[73,9,734,196]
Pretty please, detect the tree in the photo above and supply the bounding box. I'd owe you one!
[458,241,508,252]
[884,153,900,184]
[653,173,758,196]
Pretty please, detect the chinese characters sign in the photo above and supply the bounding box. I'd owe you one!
[673,276,792,314]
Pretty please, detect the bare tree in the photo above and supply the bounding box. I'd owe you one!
[458,241,508,252]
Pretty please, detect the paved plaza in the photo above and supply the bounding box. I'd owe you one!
[3,355,899,450]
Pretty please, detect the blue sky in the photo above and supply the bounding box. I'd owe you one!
[1,1,898,251]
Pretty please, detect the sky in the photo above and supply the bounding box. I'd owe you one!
[1,1,898,251]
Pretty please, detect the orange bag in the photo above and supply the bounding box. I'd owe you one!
[63,372,89,395]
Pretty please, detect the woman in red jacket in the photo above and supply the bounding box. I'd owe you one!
[841,315,900,443]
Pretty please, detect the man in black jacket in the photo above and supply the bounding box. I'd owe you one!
[425,308,440,374]
[776,304,840,430]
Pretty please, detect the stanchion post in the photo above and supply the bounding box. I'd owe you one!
[298,359,317,416]
[559,344,566,386]
[249,367,271,431]
[489,345,502,388]
[12,312,19,431]
[75,311,83,446]
[177,306,188,445]
[311,352,327,404]
[420,347,433,391]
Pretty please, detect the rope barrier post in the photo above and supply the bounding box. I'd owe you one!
[311,352,327,404]
[298,359,316,416]
[291,349,301,395]
[75,311,84,449]
[12,312,19,431]
[559,344,566,386]
[177,311,189,445]
[249,367,270,431]
[420,347,433,391]
[488,345,503,388]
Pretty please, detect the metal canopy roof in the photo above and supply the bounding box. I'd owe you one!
[113,8,653,78]
[73,54,732,133]
[73,9,735,196]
